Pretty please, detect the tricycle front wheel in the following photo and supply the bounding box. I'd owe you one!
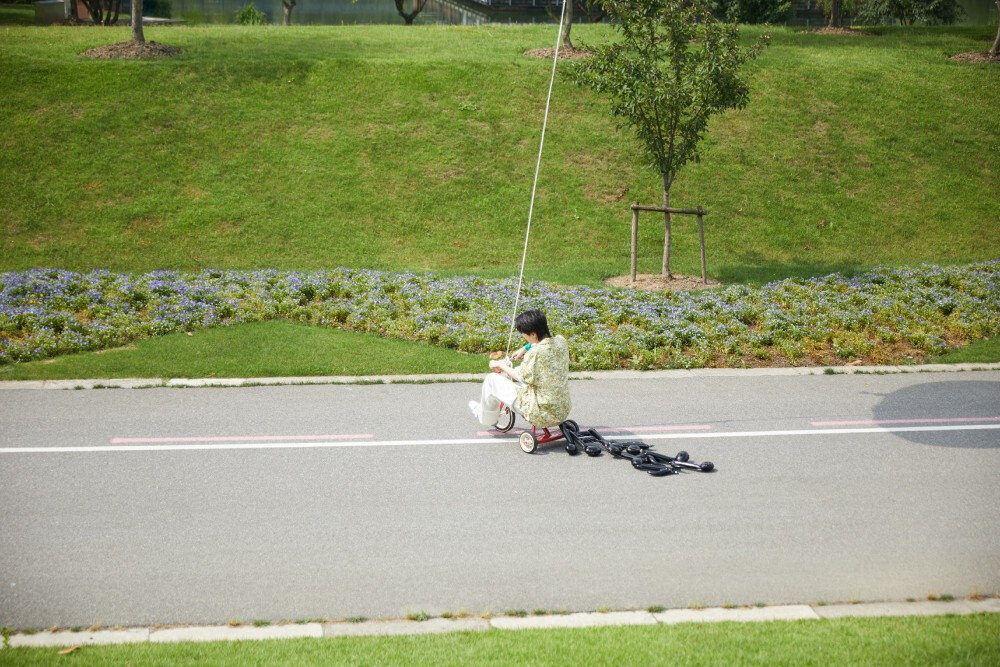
[519,431,538,454]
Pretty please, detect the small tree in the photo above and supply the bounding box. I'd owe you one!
[394,0,428,24]
[131,0,144,43]
[711,0,791,24]
[81,0,123,25]
[858,0,963,25]
[235,3,267,24]
[992,0,1000,57]
[567,0,767,278]
[282,0,295,25]
[562,0,575,49]
[816,0,860,27]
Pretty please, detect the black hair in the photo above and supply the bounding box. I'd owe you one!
[514,308,552,340]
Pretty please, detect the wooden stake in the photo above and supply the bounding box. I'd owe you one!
[697,208,707,283]
[631,207,639,284]
[662,210,672,278]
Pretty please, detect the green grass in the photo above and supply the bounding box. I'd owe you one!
[929,337,1000,363]
[0,320,485,380]
[2,614,998,665]
[0,23,997,285]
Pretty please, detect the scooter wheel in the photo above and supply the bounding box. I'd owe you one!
[675,450,690,462]
[563,419,579,432]
[495,406,515,433]
[519,431,538,454]
[700,461,715,472]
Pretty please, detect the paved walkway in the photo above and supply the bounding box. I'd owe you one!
[3,367,998,629]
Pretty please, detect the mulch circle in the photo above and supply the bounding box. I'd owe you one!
[810,27,869,36]
[523,46,593,60]
[604,273,723,293]
[80,41,182,60]
[949,52,1000,64]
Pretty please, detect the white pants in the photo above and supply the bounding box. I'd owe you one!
[474,373,521,427]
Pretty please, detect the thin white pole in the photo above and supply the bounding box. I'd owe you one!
[505,0,568,355]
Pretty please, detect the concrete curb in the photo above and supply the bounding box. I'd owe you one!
[814,599,1000,618]
[654,605,819,624]
[4,599,997,648]
[149,623,324,643]
[323,618,489,637]
[9,628,149,648]
[490,611,657,630]
[1,362,998,391]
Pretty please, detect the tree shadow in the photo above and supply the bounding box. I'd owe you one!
[871,381,1000,449]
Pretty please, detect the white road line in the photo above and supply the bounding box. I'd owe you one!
[2,424,998,454]
[631,424,1000,441]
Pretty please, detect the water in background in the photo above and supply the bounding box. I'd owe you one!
[150,0,999,26]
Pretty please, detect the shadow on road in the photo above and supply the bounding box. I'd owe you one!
[873,380,1000,449]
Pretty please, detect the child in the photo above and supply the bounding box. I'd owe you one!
[469,308,571,429]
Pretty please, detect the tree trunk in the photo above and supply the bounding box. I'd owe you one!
[394,0,426,25]
[991,0,1000,57]
[81,0,102,24]
[561,0,574,50]
[69,0,79,21]
[131,0,144,43]
[827,0,842,27]
[282,0,294,25]
[661,174,672,279]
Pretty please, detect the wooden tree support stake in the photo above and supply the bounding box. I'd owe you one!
[629,203,709,284]
[631,207,639,284]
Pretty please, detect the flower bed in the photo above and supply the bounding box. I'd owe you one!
[1,262,998,370]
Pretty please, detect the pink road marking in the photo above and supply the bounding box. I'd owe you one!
[811,416,1000,427]
[111,434,375,444]
[476,424,711,437]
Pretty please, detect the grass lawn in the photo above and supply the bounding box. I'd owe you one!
[0,22,997,285]
[0,320,485,380]
[2,614,999,665]
[930,336,1000,364]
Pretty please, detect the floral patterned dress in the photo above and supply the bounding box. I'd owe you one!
[516,334,571,428]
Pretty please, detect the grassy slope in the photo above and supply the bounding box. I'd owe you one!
[3,614,999,665]
[0,320,485,380]
[0,24,998,286]
[930,335,1000,363]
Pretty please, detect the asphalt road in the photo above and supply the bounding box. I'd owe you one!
[1,371,998,627]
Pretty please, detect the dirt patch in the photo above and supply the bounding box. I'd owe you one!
[81,41,181,60]
[605,273,723,293]
[810,27,869,36]
[213,219,243,236]
[524,46,593,60]
[949,52,1000,64]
